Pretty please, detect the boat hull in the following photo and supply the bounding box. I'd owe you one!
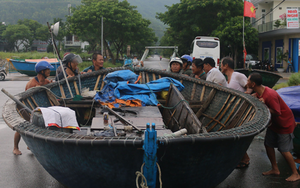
[10,59,59,76]
[20,123,254,188]
[235,69,282,88]
[3,67,270,188]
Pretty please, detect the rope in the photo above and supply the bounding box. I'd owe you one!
[135,163,162,188]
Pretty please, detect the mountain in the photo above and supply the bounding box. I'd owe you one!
[0,0,179,39]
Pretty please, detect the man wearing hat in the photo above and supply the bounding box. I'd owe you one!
[168,57,184,74]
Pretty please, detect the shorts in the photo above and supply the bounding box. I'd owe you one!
[264,128,294,152]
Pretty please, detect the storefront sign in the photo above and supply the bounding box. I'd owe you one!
[286,9,299,29]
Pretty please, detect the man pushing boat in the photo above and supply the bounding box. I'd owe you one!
[247,72,300,182]
[13,61,54,155]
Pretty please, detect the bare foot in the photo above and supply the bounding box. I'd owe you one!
[262,169,280,176]
[286,173,300,182]
[13,148,22,155]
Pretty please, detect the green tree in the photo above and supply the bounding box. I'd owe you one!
[67,0,157,63]
[17,19,43,50]
[156,0,258,59]
[212,17,258,67]
[2,24,32,52]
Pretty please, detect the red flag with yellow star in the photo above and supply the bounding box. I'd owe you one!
[244,1,256,18]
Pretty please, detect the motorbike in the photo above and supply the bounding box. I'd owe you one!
[262,60,273,71]
[0,66,7,81]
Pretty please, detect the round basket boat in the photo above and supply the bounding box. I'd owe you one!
[2,67,270,188]
[235,69,282,88]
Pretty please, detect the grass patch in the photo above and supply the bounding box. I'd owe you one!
[0,52,57,60]
[78,61,123,71]
[273,72,300,90]
[272,82,289,90]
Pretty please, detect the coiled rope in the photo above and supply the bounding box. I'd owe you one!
[136,162,162,188]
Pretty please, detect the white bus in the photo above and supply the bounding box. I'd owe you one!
[190,36,220,68]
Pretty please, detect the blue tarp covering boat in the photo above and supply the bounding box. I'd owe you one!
[277,86,300,122]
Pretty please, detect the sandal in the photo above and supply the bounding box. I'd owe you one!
[236,162,250,169]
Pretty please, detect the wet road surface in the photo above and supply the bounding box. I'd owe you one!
[0,56,298,188]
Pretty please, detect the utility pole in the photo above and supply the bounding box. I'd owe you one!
[101,17,104,55]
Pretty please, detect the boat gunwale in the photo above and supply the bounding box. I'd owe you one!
[2,67,271,146]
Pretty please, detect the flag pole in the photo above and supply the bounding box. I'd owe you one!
[243,0,245,68]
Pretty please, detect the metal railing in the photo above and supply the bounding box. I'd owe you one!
[65,41,82,46]
[254,19,288,33]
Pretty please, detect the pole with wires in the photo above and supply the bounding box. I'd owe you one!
[47,22,73,98]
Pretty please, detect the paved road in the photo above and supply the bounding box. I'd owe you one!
[0,56,298,188]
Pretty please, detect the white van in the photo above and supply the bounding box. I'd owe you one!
[190,36,220,68]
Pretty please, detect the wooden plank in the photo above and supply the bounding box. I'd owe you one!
[94,75,101,91]
[207,96,236,132]
[26,98,34,110]
[218,98,242,131]
[190,83,196,100]
[200,86,205,101]
[139,72,142,83]
[100,74,106,90]
[205,94,231,128]
[238,106,253,127]
[60,85,66,98]
[152,73,156,81]
[167,109,177,128]
[30,96,39,107]
[196,89,216,118]
[74,81,80,95]
[223,101,248,130]
[146,73,150,83]
[201,113,226,130]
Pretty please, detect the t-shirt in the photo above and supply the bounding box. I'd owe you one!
[182,69,193,76]
[82,65,105,72]
[25,76,51,91]
[206,68,228,87]
[256,86,295,134]
[190,72,207,80]
[227,72,247,92]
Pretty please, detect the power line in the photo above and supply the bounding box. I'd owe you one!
[251,0,286,25]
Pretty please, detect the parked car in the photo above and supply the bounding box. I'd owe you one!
[245,54,261,69]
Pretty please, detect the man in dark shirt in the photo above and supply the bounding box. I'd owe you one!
[82,52,105,73]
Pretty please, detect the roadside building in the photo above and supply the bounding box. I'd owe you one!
[252,0,300,72]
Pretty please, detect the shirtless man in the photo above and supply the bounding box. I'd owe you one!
[13,61,53,155]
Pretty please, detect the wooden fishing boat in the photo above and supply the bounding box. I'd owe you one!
[9,58,60,76]
[2,67,270,188]
[235,69,282,88]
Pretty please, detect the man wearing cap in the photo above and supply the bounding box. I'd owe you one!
[56,53,82,81]
[82,52,105,73]
[168,57,184,74]
[181,55,193,76]
[203,57,227,87]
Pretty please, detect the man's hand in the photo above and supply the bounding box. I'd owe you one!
[259,98,265,103]
[87,69,92,73]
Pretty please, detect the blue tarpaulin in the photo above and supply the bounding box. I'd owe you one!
[277,86,300,122]
[94,70,184,106]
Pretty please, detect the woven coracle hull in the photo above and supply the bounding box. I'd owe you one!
[235,69,282,88]
[2,67,270,188]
